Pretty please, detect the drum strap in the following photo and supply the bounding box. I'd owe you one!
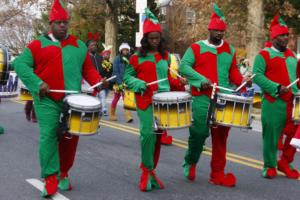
[56,102,70,141]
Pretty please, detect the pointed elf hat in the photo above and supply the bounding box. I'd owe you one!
[49,0,69,22]
[270,15,289,39]
[143,8,162,35]
[208,3,226,31]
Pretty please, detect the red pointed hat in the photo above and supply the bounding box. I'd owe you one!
[208,3,226,31]
[49,0,69,22]
[270,15,289,39]
[143,8,162,35]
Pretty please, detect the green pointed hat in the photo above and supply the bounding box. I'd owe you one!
[270,15,289,39]
[208,3,226,30]
[143,8,162,35]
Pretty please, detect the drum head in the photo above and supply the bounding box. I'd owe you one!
[217,93,253,103]
[153,92,191,103]
[65,94,101,110]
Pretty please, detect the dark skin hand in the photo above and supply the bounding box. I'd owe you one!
[201,79,213,90]
[39,82,49,97]
[279,85,289,94]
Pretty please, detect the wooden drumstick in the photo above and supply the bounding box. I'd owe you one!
[169,67,183,78]
[49,90,79,94]
[235,74,256,92]
[214,85,234,92]
[146,78,168,86]
[88,75,117,90]
[286,78,300,89]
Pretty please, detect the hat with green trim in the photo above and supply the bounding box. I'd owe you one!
[270,15,289,39]
[208,3,226,31]
[143,8,162,35]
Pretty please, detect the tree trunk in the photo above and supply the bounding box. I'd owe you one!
[246,0,264,67]
[105,1,118,60]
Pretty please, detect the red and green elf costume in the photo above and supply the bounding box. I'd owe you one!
[291,61,300,150]
[179,4,244,187]
[123,8,182,192]
[13,0,102,197]
[253,15,299,179]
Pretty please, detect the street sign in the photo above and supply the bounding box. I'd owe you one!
[136,0,147,13]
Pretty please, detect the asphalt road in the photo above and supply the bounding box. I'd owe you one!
[0,98,300,200]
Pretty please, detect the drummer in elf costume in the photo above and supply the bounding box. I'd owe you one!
[123,8,185,191]
[253,15,300,179]
[13,0,105,197]
[179,4,251,187]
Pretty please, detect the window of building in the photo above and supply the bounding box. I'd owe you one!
[186,8,196,24]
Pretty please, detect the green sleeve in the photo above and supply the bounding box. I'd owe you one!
[253,54,279,97]
[179,47,207,88]
[13,48,43,98]
[123,63,146,93]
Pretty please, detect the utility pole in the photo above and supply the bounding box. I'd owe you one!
[135,0,147,47]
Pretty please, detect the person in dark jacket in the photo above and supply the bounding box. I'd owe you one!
[109,43,133,122]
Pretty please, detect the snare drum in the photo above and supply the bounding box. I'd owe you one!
[65,94,101,136]
[0,46,9,85]
[252,84,262,108]
[152,92,192,130]
[292,93,300,123]
[124,89,136,110]
[211,93,253,129]
[19,85,33,101]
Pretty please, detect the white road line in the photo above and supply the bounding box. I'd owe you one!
[26,179,70,200]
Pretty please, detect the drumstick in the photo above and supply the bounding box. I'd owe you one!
[49,90,79,94]
[88,75,117,90]
[214,85,235,92]
[169,67,183,78]
[286,78,300,89]
[146,78,168,86]
[235,74,256,92]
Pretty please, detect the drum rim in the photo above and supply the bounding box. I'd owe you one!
[213,121,252,129]
[65,94,102,110]
[217,92,253,103]
[153,91,192,102]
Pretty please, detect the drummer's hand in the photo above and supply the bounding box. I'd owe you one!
[137,81,147,93]
[101,77,109,89]
[39,82,49,97]
[201,80,212,90]
[279,85,289,94]
[243,75,252,87]
[179,77,188,85]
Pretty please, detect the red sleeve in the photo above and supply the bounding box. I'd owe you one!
[168,68,185,91]
[229,53,243,85]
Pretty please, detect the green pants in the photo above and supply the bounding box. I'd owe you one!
[184,96,210,164]
[136,106,161,170]
[261,98,295,168]
[34,97,63,178]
